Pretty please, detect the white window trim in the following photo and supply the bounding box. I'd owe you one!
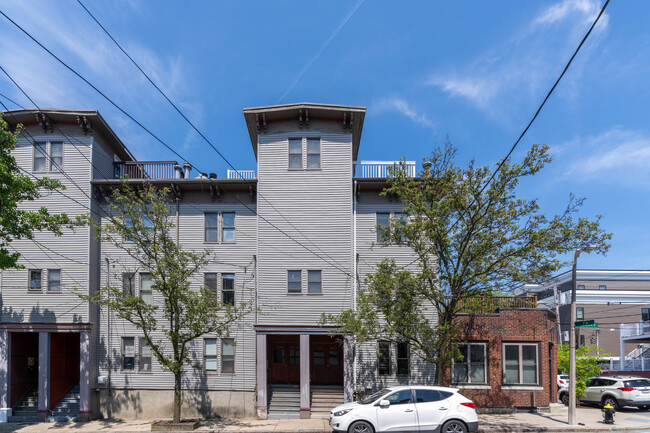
[33,140,64,173]
[46,268,61,293]
[204,338,218,373]
[121,336,136,372]
[287,137,321,170]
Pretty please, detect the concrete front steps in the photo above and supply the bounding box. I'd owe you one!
[8,387,38,423]
[310,386,344,418]
[50,384,80,422]
[268,384,301,419]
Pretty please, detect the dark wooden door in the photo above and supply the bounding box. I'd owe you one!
[267,335,300,385]
[311,336,343,386]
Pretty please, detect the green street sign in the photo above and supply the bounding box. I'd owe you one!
[575,320,597,327]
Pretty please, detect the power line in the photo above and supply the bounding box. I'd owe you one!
[74,1,352,275]
[396,0,611,272]
[0,9,354,277]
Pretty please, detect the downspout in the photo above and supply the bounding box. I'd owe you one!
[176,197,180,246]
[105,257,111,402]
[352,180,358,393]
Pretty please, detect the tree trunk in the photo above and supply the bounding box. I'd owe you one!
[173,371,182,423]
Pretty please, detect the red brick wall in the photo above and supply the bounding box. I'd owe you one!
[441,309,557,410]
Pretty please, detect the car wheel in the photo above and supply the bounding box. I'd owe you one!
[602,396,620,411]
[349,421,374,433]
[639,405,650,411]
[560,393,569,405]
[441,420,468,433]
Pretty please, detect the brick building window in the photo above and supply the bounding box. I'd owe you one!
[452,342,487,384]
[503,343,539,385]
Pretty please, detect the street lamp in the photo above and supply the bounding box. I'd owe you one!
[568,245,598,425]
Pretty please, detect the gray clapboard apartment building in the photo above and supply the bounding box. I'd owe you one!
[0,103,433,421]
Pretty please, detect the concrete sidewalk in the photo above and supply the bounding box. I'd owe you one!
[0,406,648,433]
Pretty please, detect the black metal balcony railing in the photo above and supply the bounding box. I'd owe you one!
[456,296,538,314]
[114,161,178,179]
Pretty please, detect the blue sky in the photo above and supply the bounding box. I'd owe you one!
[0,0,648,273]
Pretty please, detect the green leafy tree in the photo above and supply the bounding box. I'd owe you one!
[83,182,252,423]
[325,142,611,384]
[0,117,82,269]
[557,344,608,399]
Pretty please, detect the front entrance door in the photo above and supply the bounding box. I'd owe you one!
[267,335,300,385]
[10,332,39,407]
[310,335,343,386]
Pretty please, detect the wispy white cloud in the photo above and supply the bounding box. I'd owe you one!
[278,0,364,102]
[373,97,434,129]
[426,0,609,118]
[560,128,650,188]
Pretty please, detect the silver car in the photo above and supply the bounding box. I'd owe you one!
[580,376,650,410]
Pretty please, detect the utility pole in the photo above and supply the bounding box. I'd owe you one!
[554,285,562,346]
[569,246,597,425]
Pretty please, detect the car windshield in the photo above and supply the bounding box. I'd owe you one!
[360,388,392,405]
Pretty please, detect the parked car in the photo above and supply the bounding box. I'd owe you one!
[557,374,569,388]
[558,385,569,405]
[329,386,478,433]
[580,376,650,410]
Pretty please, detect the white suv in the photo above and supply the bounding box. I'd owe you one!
[329,386,478,433]
[580,376,650,410]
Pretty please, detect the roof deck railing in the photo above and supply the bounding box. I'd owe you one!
[456,295,538,315]
[114,161,178,179]
[621,320,650,338]
[353,161,417,178]
[226,169,257,180]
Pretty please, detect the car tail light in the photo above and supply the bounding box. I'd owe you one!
[460,402,476,409]
[618,387,634,392]
[559,380,565,385]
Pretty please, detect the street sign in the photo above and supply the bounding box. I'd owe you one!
[575,320,597,327]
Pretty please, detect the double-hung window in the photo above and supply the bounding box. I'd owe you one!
[29,270,42,291]
[122,337,135,371]
[288,270,302,293]
[222,213,235,242]
[288,137,320,169]
[139,338,152,372]
[222,338,235,373]
[33,141,63,172]
[204,273,218,296]
[222,273,235,305]
[452,342,487,384]
[307,270,322,293]
[376,213,390,243]
[123,273,135,297]
[289,138,302,169]
[47,269,61,292]
[576,307,584,321]
[378,341,391,376]
[503,343,538,385]
[643,308,650,322]
[205,213,219,242]
[204,338,217,371]
[140,273,153,305]
[396,342,410,376]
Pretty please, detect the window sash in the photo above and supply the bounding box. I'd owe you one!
[139,338,152,372]
[204,338,217,371]
[222,338,235,373]
[307,270,322,293]
[222,213,235,242]
[396,342,409,376]
[288,270,301,293]
[29,270,42,291]
[289,138,302,168]
[378,341,391,376]
[576,307,584,321]
[122,337,135,371]
[306,138,320,169]
[34,143,47,172]
[204,273,218,295]
[205,213,219,242]
[222,273,235,305]
[503,343,538,385]
[123,273,135,297]
[643,308,650,321]
[376,213,390,242]
[47,269,61,292]
[140,273,153,304]
[452,343,486,384]
[50,142,63,170]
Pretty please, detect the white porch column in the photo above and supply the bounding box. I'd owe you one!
[343,336,354,403]
[0,330,10,422]
[299,334,310,419]
[256,334,267,419]
[78,331,91,421]
[37,332,50,422]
